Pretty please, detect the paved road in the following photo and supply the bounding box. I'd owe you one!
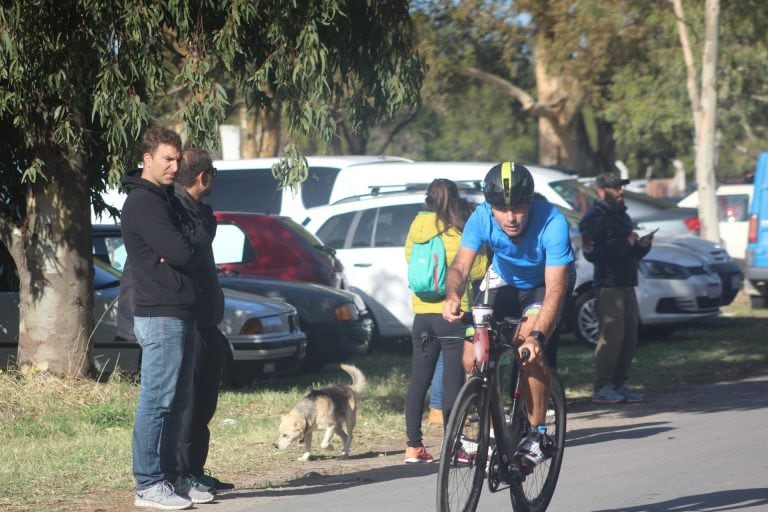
[213,372,768,511]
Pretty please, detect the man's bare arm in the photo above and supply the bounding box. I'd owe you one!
[442,247,477,322]
[532,264,569,338]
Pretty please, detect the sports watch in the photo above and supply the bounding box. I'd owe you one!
[529,330,546,345]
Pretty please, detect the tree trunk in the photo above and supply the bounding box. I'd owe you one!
[340,122,368,155]
[674,0,721,243]
[239,104,281,158]
[694,0,721,243]
[534,40,595,171]
[15,150,93,378]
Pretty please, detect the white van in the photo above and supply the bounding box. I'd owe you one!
[319,160,583,211]
[206,155,412,223]
[90,155,412,225]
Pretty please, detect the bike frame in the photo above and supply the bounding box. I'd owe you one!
[471,319,527,491]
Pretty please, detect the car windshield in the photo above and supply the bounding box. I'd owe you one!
[94,258,121,289]
[623,189,681,212]
[207,169,282,214]
[549,179,597,215]
[278,217,329,252]
[300,167,343,208]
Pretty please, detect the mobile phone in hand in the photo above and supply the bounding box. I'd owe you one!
[642,227,659,240]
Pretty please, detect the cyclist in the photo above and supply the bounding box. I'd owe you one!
[442,161,574,472]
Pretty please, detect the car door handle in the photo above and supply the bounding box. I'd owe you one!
[354,263,372,267]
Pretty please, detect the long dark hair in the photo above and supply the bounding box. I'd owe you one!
[425,178,472,233]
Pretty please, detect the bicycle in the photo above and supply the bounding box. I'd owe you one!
[435,304,566,512]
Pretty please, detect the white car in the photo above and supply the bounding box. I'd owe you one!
[302,161,742,307]
[303,188,723,344]
[555,206,722,344]
[677,184,753,262]
[91,155,413,225]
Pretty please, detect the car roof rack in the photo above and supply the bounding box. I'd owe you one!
[332,180,483,204]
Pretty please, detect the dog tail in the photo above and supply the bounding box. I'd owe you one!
[340,364,366,395]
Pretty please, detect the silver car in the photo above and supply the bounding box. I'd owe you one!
[557,206,723,344]
[1,250,307,385]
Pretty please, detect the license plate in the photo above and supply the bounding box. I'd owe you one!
[707,283,720,299]
[263,361,275,374]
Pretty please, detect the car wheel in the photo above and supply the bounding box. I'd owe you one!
[367,313,409,353]
[571,288,600,345]
[300,352,326,373]
[638,324,675,340]
[750,295,768,309]
[300,328,327,373]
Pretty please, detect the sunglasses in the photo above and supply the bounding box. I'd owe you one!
[204,167,218,178]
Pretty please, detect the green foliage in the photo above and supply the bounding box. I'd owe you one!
[271,143,309,192]
[0,0,424,372]
[0,0,424,221]
[380,82,538,161]
[408,1,767,181]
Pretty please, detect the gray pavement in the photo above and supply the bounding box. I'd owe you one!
[208,370,768,511]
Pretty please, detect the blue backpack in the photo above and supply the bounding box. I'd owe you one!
[408,233,447,301]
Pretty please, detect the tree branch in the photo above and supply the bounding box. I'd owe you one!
[375,105,421,155]
[460,67,556,121]
[672,0,701,127]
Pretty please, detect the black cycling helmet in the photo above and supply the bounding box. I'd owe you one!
[483,161,534,208]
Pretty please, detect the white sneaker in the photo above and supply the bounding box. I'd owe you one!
[135,481,192,510]
[614,385,645,402]
[591,384,626,404]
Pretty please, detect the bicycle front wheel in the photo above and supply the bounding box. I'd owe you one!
[436,376,489,512]
[508,372,567,512]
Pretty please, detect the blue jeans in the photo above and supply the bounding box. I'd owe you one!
[132,316,196,490]
[429,352,444,409]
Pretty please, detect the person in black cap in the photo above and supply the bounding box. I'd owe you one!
[579,171,652,404]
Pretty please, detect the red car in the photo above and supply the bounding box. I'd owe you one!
[212,211,346,288]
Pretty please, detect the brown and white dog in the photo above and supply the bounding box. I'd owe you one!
[274,364,366,461]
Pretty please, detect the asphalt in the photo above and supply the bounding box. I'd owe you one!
[199,367,768,512]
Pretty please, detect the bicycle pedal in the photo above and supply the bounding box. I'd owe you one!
[508,458,535,479]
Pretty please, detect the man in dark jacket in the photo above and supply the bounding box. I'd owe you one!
[579,172,653,404]
[173,147,233,493]
[122,126,213,509]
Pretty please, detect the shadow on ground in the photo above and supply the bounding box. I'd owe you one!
[218,462,438,501]
[592,488,768,512]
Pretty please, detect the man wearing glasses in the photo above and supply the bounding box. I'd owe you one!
[579,172,652,404]
[173,149,235,493]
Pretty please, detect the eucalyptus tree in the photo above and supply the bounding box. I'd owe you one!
[0,0,423,377]
[673,0,720,243]
[414,0,653,172]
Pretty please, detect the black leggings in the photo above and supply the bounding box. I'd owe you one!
[405,314,466,448]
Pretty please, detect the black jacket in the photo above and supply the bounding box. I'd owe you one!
[579,199,651,288]
[173,182,225,328]
[120,169,208,320]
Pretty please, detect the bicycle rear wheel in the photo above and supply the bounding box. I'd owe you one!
[436,377,489,512]
[508,372,566,512]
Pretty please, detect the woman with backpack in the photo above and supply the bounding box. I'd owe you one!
[403,178,488,463]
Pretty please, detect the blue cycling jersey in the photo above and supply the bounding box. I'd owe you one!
[461,200,574,289]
